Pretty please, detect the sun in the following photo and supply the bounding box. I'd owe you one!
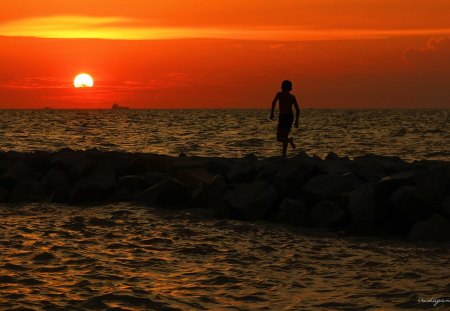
[73,73,94,88]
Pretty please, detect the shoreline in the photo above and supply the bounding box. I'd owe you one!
[0,148,449,242]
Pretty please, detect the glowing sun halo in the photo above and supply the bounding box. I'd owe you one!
[73,73,94,88]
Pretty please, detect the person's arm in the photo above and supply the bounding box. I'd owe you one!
[270,93,279,120]
[293,96,300,128]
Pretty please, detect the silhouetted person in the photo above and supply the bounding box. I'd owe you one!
[270,80,300,157]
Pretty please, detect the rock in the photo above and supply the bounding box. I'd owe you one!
[50,148,84,165]
[345,220,382,237]
[70,164,116,203]
[349,184,380,222]
[0,186,8,202]
[68,158,96,180]
[10,179,47,202]
[351,155,407,182]
[206,158,232,176]
[275,199,309,226]
[108,188,136,202]
[194,175,228,209]
[18,152,51,176]
[1,162,42,184]
[140,177,191,208]
[302,173,355,198]
[274,164,313,199]
[390,185,430,223]
[255,163,280,183]
[414,168,448,211]
[225,181,278,220]
[142,171,168,187]
[310,201,347,228]
[226,162,257,183]
[116,175,146,193]
[325,152,340,161]
[320,153,352,175]
[409,214,450,242]
[442,196,450,219]
[175,168,215,189]
[93,153,132,177]
[171,157,208,171]
[128,154,172,174]
[43,168,72,203]
[374,170,420,204]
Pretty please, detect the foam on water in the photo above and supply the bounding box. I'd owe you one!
[0,109,448,161]
[1,203,449,310]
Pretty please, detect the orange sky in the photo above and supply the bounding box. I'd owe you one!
[1,0,449,108]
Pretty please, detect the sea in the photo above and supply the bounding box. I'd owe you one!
[0,109,448,161]
[0,109,449,310]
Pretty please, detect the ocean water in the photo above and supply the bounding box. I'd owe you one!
[0,109,448,161]
[1,109,449,310]
[1,203,449,310]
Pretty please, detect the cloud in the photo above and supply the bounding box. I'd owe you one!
[0,77,70,89]
[403,36,450,70]
[2,15,450,41]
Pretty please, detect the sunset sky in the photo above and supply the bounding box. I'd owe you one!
[1,0,449,108]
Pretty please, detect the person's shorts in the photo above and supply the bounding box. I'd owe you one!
[277,114,294,141]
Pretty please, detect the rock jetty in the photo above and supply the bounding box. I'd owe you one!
[1,148,449,242]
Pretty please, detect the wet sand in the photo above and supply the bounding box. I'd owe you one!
[1,203,449,310]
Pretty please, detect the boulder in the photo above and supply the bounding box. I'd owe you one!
[1,162,42,184]
[25,151,51,174]
[225,181,278,220]
[175,168,215,189]
[43,167,72,203]
[108,188,136,202]
[320,156,352,175]
[351,155,407,182]
[125,155,172,175]
[325,152,340,161]
[409,214,450,242]
[69,164,116,203]
[390,185,430,223]
[374,170,420,204]
[93,153,132,177]
[10,179,47,202]
[0,186,8,202]
[275,199,309,226]
[442,196,450,219]
[345,220,382,237]
[50,148,84,166]
[140,177,191,208]
[311,201,346,228]
[302,173,355,198]
[170,158,209,172]
[206,158,232,176]
[142,171,168,187]
[116,175,146,193]
[349,184,380,222]
[414,168,448,211]
[194,175,228,210]
[255,163,280,183]
[226,162,257,183]
[68,158,96,180]
[274,164,314,199]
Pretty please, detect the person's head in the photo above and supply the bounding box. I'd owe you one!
[281,80,292,92]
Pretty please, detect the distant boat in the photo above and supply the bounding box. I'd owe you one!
[112,103,130,110]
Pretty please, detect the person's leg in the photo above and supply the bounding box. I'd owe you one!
[288,137,296,149]
[282,139,288,157]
